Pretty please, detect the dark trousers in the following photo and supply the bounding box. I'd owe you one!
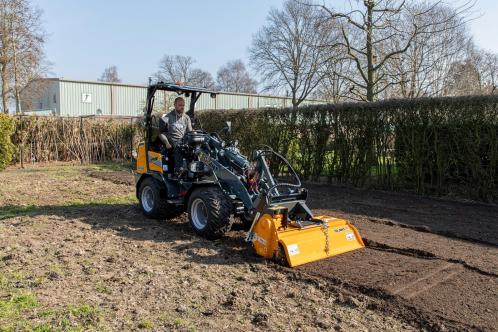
[165,142,183,175]
[173,148,184,173]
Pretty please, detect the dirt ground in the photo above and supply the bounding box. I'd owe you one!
[0,163,497,331]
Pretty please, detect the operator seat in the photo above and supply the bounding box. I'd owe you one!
[149,112,175,172]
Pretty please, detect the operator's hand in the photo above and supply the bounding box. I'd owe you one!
[165,142,172,150]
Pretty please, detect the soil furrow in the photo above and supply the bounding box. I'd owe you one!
[298,248,497,331]
[306,183,498,246]
[284,264,482,331]
[366,217,498,247]
[364,238,498,278]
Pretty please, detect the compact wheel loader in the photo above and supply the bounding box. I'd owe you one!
[134,82,364,267]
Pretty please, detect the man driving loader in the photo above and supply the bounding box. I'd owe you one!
[157,97,192,175]
[136,82,364,267]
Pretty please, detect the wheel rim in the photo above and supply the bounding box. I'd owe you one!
[141,186,154,212]
[191,198,208,230]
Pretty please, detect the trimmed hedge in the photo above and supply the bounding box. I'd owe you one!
[6,94,498,201]
[0,113,15,171]
[198,95,498,201]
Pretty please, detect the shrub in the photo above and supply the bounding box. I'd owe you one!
[0,114,15,171]
[11,116,142,164]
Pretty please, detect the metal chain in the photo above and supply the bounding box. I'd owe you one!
[321,221,330,255]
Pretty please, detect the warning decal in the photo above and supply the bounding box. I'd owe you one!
[287,244,300,256]
[346,232,355,241]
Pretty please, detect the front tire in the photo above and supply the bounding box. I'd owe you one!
[138,177,183,219]
[188,186,234,239]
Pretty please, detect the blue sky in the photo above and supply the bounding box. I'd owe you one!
[32,0,498,85]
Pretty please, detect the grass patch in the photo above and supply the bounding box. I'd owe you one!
[0,272,25,290]
[0,205,43,220]
[159,314,196,332]
[95,283,111,295]
[138,319,154,329]
[0,193,136,220]
[82,265,97,276]
[90,162,133,172]
[46,264,64,280]
[1,303,104,332]
[31,323,56,332]
[66,193,136,206]
[0,293,38,320]
[70,303,100,322]
[13,165,83,175]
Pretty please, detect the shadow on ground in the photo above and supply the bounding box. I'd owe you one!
[0,202,261,266]
[80,169,498,246]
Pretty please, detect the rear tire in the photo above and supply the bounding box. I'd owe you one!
[138,177,183,220]
[188,186,234,239]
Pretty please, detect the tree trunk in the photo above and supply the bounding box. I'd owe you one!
[1,64,9,114]
[366,1,375,102]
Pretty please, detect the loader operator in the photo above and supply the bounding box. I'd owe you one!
[157,97,192,175]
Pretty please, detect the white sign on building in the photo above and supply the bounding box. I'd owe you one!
[81,93,92,103]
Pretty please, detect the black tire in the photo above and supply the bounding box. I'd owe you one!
[138,177,183,220]
[187,186,234,240]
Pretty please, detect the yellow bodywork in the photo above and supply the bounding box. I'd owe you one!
[252,208,364,267]
[136,143,163,174]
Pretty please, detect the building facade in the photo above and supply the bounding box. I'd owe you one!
[21,78,325,117]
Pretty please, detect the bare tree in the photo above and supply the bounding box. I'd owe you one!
[472,49,498,95]
[98,65,121,83]
[444,59,480,96]
[312,21,357,103]
[189,68,215,89]
[316,0,475,101]
[0,0,47,114]
[444,45,498,96]
[216,59,257,93]
[249,0,332,110]
[383,2,472,98]
[154,54,214,88]
[314,58,356,102]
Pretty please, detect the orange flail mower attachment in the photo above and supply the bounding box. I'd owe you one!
[251,208,364,267]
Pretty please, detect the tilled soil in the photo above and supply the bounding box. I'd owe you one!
[1,165,497,331]
[302,184,498,331]
[0,165,412,331]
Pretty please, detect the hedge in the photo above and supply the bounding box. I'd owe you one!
[10,116,141,164]
[5,94,498,201]
[197,95,498,202]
